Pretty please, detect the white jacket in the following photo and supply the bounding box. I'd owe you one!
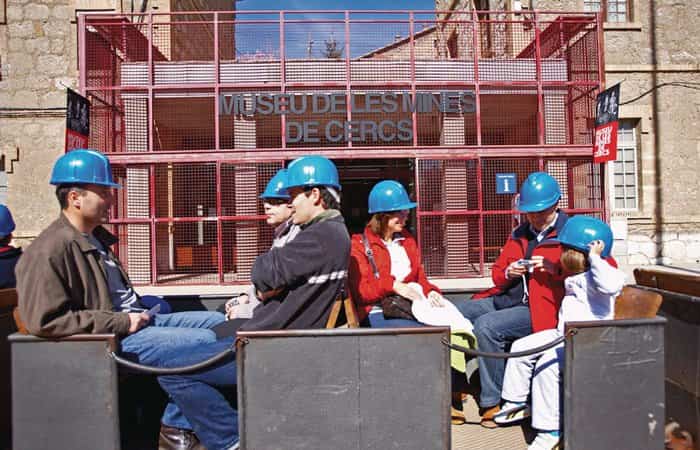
[557,254,626,333]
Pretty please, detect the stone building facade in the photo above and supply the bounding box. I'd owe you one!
[1,0,698,268]
[0,0,235,248]
[434,0,700,267]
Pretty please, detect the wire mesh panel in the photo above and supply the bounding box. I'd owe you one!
[107,223,152,285]
[221,220,274,282]
[480,86,539,145]
[545,157,603,211]
[153,92,216,151]
[81,11,604,284]
[154,163,217,218]
[155,221,219,284]
[482,158,539,211]
[417,159,480,278]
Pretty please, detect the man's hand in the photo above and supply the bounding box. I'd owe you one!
[225,294,249,320]
[588,240,605,257]
[128,312,149,334]
[506,260,528,279]
[427,291,445,307]
[393,281,422,302]
[530,255,557,274]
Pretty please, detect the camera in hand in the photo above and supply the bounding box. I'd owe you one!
[516,259,535,268]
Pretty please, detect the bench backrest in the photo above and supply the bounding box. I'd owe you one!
[325,296,360,328]
[634,268,700,297]
[614,285,663,320]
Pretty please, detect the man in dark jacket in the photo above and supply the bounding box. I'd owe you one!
[0,204,21,289]
[156,155,350,450]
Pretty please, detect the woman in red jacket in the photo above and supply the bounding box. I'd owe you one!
[347,180,442,328]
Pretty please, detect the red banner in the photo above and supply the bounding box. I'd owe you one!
[65,129,89,151]
[593,84,620,164]
[593,121,618,163]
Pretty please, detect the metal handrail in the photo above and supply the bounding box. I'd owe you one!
[110,343,236,375]
[442,328,576,359]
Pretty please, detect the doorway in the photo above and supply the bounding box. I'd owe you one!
[335,158,414,235]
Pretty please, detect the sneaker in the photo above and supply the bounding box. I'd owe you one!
[528,431,561,450]
[493,401,531,425]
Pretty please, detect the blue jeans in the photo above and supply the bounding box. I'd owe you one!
[119,311,227,435]
[157,337,239,450]
[366,310,424,328]
[452,297,532,408]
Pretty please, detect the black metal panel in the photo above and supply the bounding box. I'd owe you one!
[659,298,700,441]
[656,287,700,325]
[564,318,665,450]
[0,310,16,450]
[237,327,450,450]
[10,334,120,450]
[662,313,700,397]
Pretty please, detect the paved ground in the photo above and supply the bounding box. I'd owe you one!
[452,396,530,450]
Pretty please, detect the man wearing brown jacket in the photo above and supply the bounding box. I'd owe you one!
[16,149,227,450]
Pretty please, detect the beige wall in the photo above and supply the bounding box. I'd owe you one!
[439,0,700,266]
[0,0,79,243]
[600,0,700,265]
[0,0,236,245]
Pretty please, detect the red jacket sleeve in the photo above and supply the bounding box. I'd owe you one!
[347,235,395,307]
[491,238,524,289]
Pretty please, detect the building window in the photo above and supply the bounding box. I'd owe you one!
[0,0,6,24]
[584,0,631,23]
[611,120,639,210]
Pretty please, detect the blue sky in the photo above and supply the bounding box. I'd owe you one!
[234,0,437,58]
[238,0,435,11]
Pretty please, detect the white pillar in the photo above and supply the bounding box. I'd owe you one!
[233,113,258,279]
[442,114,470,276]
[124,95,151,284]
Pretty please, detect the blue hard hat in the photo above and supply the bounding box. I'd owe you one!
[260,169,290,200]
[556,215,614,258]
[0,205,16,238]
[368,180,417,214]
[516,172,561,212]
[50,149,121,188]
[285,155,341,191]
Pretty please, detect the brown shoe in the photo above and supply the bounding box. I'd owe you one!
[451,406,466,425]
[479,404,501,429]
[451,392,466,425]
[158,424,205,450]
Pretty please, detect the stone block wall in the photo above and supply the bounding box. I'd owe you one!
[0,0,80,243]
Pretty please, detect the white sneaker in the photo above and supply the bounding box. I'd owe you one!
[528,431,561,450]
[493,401,531,425]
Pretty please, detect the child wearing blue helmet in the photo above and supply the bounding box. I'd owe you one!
[493,216,626,450]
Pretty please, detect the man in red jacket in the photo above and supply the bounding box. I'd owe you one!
[453,172,569,424]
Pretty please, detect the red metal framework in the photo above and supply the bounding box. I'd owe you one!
[79,10,604,285]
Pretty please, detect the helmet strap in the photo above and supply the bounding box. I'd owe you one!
[326,187,340,204]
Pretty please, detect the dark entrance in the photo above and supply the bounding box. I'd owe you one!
[335,158,414,235]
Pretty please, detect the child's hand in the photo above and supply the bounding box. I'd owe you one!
[588,240,605,256]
